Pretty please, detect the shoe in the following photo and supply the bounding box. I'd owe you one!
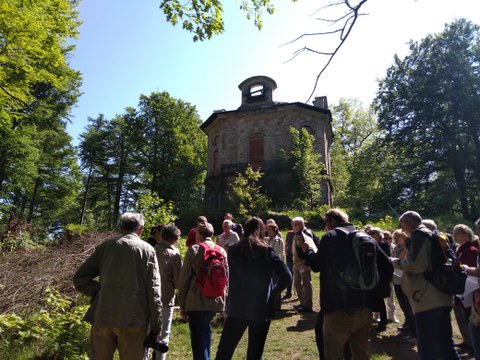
[405,336,417,344]
[282,293,292,300]
[297,306,313,313]
[398,325,409,333]
[454,342,471,350]
[388,317,400,323]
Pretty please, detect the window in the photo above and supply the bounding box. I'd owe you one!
[249,136,264,169]
[249,84,265,98]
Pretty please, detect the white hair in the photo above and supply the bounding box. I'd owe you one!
[120,212,145,233]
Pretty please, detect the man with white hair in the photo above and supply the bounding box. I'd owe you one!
[74,212,162,360]
[391,211,459,360]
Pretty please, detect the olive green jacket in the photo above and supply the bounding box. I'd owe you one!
[73,233,162,332]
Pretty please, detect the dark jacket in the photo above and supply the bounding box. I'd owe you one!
[305,223,393,313]
[226,242,292,322]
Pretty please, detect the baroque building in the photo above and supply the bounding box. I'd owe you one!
[201,75,333,211]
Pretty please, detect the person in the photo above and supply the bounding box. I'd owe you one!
[266,220,285,310]
[178,222,227,360]
[215,217,292,360]
[73,212,162,360]
[291,216,317,313]
[224,213,244,239]
[368,227,391,332]
[154,225,183,360]
[391,211,460,360]
[148,224,164,247]
[302,208,393,360]
[383,230,399,325]
[186,216,208,247]
[452,224,478,352]
[283,229,295,300]
[391,229,416,342]
[216,219,240,251]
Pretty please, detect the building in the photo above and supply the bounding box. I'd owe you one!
[201,75,333,212]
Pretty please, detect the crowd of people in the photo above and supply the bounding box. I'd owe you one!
[73,209,480,360]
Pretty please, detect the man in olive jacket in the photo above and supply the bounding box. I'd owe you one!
[73,212,162,360]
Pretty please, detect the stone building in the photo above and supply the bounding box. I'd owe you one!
[200,75,333,212]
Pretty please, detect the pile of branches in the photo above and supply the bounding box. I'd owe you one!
[0,231,117,315]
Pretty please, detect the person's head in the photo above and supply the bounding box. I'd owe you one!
[383,230,392,244]
[222,219,233,233]
[196,215,207,226]
[364,224,373,233]
[323,209,349,231]
[475,218,480,237]
[453,224,474,246]
[224,213,234,221]
[398,211,422,236]
[291,217,305,232]
[422,219,437,231]
[151,224,165,243]
[196,222,214,242]
[161,225,181,244]
[267,220,279,238]
[120,212,145,235]
[392,229,407,246]
[242,217,268,251]
[369,227,384,244]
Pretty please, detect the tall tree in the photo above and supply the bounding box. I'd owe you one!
[280,127,326,210]
[375,19,480,220]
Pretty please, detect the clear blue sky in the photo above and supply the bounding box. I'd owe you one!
[67,0,480,144]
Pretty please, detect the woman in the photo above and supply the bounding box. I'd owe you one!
[215,217,292,360]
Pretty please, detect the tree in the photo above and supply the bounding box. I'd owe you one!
[280,127,326,210]
[227,165,271,219]
[375,19,480,220]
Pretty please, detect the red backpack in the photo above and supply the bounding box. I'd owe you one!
[196,242,228,297]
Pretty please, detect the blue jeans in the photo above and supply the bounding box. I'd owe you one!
[469,321,480,360]
[188,311,215,360]
[215,317,270,360]
[415,306,460,360]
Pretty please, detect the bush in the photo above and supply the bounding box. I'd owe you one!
[0,287,90,359]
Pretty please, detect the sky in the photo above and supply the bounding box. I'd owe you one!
[67,0,480,145]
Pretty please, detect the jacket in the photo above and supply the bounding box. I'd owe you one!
[177,239,227,312]
[155,239,182,307]
[73,233,162,332]
[226,243,292,321]
[305,223,393,313]
[393,226,453,314]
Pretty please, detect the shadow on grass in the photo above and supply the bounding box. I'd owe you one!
[370,332,418,360]
[283,310,317,332]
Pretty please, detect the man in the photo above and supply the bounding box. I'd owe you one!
[302,209,392,360]
[178,222,227,360]
[73,212,162,360]
[291,216,317,313]
[391,211,459,360]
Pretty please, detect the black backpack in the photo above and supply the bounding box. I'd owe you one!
[336,228,380,291]
[424,230,467,295]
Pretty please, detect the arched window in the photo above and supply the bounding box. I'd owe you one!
[249,135,264,169]
[303,125,315,136]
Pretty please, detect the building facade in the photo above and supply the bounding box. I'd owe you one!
[201,76,333,211]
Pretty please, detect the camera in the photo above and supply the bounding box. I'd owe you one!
[143,330,169,353]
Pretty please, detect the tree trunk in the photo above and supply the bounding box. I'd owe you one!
[79,167,92,225]
[450,155,469,220]
[27,177,41,223]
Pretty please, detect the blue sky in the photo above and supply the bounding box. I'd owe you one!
[67,0,480,144]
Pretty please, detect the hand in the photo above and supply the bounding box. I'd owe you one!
[388,257,399,263]
[301,242,310,253]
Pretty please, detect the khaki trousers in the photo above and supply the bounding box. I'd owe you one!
[293,263,312,309]
[90,323,148,360]
[323,308,372,360]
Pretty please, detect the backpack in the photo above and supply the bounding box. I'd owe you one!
[424,230,467,295]
[336,227,380,291]
[195,242,228,297]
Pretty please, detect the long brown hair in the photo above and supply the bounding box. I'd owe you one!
[240,217,269,258]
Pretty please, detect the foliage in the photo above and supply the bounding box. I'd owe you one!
[64,223,89,236]
[280,127,327,211]
[0,287,89,359]
[159,0,279,41]
[0,0,82,232]
[0,217,46,253]
[136,192,177,240]
[227,165,271,221]
[375,18,480,221]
